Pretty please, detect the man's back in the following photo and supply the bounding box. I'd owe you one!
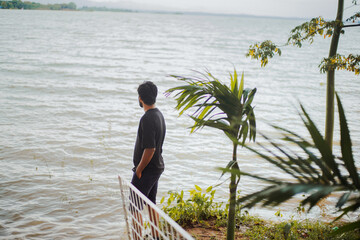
[131,81,165,209]
[133,108,166,173]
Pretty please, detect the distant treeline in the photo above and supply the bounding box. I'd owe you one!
[0,0,138,12]
[79,6,134,12]
[0,0,76,10]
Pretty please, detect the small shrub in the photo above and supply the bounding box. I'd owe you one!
[161,185,227,227]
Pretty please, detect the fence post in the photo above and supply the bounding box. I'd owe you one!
[118,176,132,240]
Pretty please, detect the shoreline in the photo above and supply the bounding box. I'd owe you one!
[0,6,307,20]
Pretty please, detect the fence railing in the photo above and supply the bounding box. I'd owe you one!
[118,175,194,240]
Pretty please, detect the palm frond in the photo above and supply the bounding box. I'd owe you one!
[280,134,327,183]
[336,93,360,188]
[166,69,257,143]
[300,104,348,186]
[189,116,230,133]
[235,93,359,233]
[244,142,307,182]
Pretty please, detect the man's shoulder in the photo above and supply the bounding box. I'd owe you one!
[141,109,157,122]
[143,108,163,118]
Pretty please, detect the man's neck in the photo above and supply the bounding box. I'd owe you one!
[143,104,156,112]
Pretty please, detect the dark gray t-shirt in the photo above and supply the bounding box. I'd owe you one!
[133,108,166,174]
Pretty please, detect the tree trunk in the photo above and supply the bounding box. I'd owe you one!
[325,0,344,150]
[227,143,238,240]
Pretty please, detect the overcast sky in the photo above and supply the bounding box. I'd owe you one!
[90,0,359,19]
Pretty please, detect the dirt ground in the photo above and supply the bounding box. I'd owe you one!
[184,223,251,240]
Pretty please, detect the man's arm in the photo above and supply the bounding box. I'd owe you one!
[136,148,156,179]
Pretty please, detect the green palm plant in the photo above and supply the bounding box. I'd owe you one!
[166,69,256,240]
[226,93,360,235]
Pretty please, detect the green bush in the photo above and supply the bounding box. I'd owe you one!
[161,185,227,227]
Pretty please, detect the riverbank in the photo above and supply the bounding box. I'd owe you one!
[184,216,359,239]
[160,187,360,239]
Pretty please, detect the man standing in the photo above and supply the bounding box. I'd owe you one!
[132,81,166,205]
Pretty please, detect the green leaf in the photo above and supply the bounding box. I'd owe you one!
[197,104,213,120]
[239,122,248,146]
[195,185,202,191]
[300,104,346,185]
[302,186,335,210]
[220,160,237,178]
[243,88,257,109]
[238,71,244,100]
[248,107,256,142]
[336,192,351,209]
[336,93,360,188]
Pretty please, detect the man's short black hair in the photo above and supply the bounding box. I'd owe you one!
[137,81,158,105]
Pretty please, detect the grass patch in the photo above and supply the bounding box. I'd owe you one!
[161,186,360,240]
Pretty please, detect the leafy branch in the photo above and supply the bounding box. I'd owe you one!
[287,17,342,47]
[319,54,360,75]
[246,13,360,75]
[246,40,281,67]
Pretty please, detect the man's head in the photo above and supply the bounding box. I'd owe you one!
[137,81,158,107]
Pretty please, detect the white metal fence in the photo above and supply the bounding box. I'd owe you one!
[118,175,194,240]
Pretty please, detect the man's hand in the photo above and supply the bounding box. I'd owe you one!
[135,148,156,179]
[136,167,142,179]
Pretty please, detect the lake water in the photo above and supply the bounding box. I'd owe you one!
[0,9,359,239]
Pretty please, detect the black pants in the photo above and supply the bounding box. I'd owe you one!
[131,170,162,204]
